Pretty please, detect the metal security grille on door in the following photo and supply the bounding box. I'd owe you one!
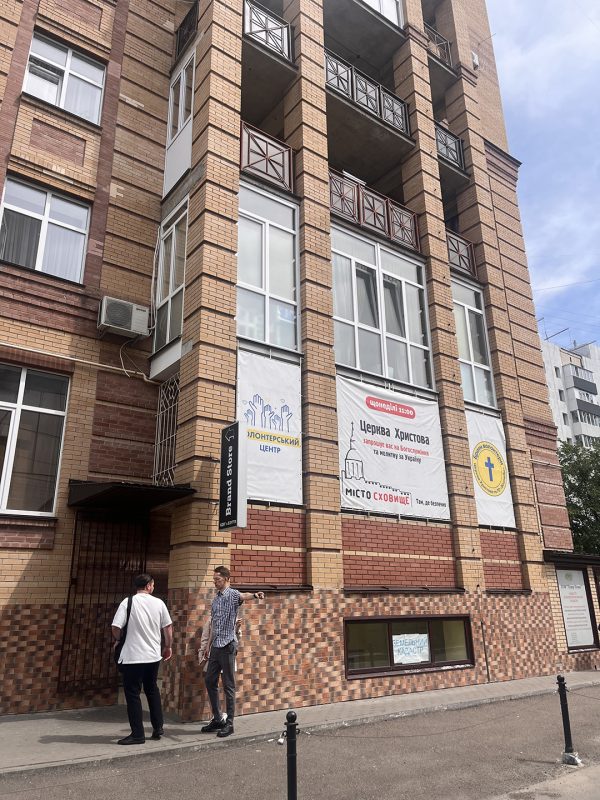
[57,510,148,693]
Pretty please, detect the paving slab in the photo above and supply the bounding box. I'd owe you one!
[2,670,599,779]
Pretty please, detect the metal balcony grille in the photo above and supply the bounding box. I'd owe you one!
[424,23,452,66]
[325,51,409,135]
[435,123,464,170]
[175,2,198,59]
[241,122,293,192]
[244,0,291,61]
[329,171,419,252]
[153,373,179,487]
[447,230,475,276]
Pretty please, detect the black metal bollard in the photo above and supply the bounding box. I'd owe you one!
[557,674,580,764]
[557,674,574,754]
[285,710,298,800]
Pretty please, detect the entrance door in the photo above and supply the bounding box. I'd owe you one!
[58,510,148,693]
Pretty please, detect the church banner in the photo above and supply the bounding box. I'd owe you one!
[237,350,302,505]
[466,410,515,528]
[336,377,450,519]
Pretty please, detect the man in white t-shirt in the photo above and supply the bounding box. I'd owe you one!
[111,573,173,745]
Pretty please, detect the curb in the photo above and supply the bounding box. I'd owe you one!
[3,677,600,782]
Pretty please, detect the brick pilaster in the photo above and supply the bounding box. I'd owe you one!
[393,19,483,592]
[283,0,343,588]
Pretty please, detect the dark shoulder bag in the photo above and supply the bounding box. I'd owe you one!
[113,595,133,668]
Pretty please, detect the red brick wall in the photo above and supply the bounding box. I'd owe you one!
[88,370,158,480]
[231,507,307,585]
[480,531,523,589]
[341,517,456,587]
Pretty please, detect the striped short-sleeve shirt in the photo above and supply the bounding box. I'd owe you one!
[211,587,243,647]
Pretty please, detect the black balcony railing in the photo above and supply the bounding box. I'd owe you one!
[244,0,292,61]
[330,171,419,252]
[325,51,409,135]
[424,23,452,66]
[435,123,464,170]
[447,230,475,275]
[175,2,198,59]
[241,122,293,192]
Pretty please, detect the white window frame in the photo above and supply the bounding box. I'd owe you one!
[452,277,496,408]
[332,225,433,389]
[0,365,69,516]
[168,56,194,144]
[153,201,188,353]
[361,0,404,27]
[237,182,300,353]
[24,32,106,124]
[0,177,90,283]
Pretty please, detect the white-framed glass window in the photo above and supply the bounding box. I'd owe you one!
[0,364,69,515]
[452,279,495,407]
[154,204,188,352]
[24,32,105,124]
[168,57,194,142]
[236,183,299,351]
[361,0,403,26]
[332,225,432,388]
[0,178,89,283]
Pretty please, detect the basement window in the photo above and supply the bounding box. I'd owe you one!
[345,616,473,676]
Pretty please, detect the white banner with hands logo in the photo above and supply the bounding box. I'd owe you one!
[336,377,450,519]
[237,350,302,505]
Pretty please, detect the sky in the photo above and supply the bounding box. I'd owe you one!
[485,0,600,352]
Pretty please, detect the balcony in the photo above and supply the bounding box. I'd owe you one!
[425,23,451,66]
[175,2,198,59]
[447,230,475,276]
[424,23,457,108]
[329,170,419,252]
[435,122,469,191]
[241,122,293,192]
[241,0,297,127]
[323,0,405,74]
[325,51,414,186]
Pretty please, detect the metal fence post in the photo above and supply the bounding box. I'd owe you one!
[557,674,581,765]
[285,710,298,800]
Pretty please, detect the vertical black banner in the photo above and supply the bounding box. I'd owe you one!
[219,422,239,529]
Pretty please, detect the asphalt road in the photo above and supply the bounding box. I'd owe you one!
[3,687,600,800]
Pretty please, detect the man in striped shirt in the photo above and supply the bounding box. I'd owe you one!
[200,565,264,738]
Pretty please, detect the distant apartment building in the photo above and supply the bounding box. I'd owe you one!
[541,340,600,448]
[1,0,599,720]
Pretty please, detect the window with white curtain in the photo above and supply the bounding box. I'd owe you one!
[24,33,105,124]
[236,183,299,351]
[332,225,432,388]
[168,57,194,142]
[452,279,495,407]
[154,204,187,352]
[0,364,69,515]
[0,178,89,282]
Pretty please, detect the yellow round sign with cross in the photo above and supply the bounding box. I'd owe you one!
[472,441,508,497]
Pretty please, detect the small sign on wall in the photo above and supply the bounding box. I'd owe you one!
[557,568,596,649]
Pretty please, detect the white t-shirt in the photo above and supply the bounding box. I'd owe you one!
[112,593,172,664]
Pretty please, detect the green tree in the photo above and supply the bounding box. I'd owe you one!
[558,440,600,554]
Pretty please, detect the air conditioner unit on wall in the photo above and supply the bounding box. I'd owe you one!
[98,296,150,338]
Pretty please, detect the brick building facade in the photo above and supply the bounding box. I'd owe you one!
[1,0,598,718]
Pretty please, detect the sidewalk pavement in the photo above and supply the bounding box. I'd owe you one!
[2,670,600,779]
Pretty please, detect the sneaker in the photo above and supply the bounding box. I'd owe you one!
[216,721,234,738]
[201,718,226,733]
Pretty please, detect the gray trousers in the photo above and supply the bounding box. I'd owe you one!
[205,642,237,722]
